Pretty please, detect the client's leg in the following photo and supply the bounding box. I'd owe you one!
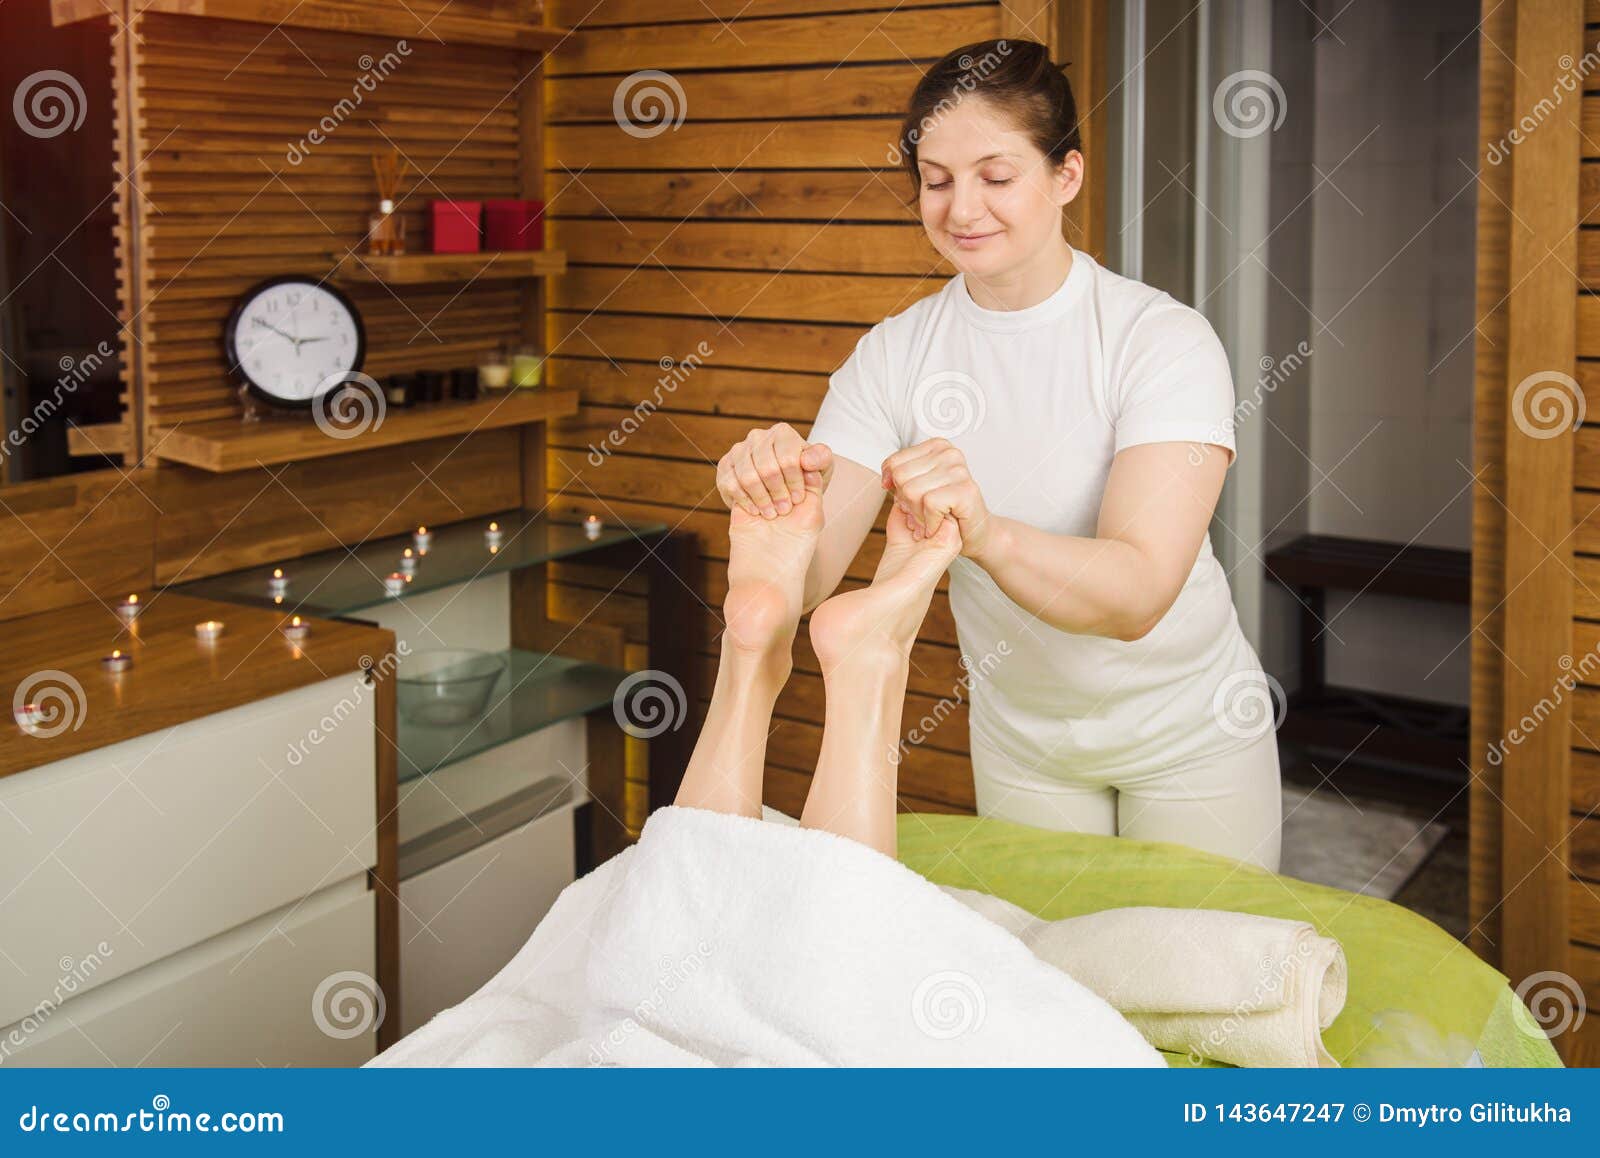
[672,480,823,817]
[801,507,960,856]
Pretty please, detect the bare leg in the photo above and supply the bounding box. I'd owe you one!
[801,507,960,856]
[673,479,823,816]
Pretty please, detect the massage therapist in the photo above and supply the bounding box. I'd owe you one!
[715,39,1282,871]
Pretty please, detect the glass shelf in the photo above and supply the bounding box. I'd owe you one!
[396,649,626,782]
[166,508,668,618]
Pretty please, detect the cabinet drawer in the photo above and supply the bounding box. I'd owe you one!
[1,877,375,1067]
[0,674,376,1027]
[399,797,577,1036]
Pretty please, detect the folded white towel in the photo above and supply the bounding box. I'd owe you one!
[941,886,1347,1067]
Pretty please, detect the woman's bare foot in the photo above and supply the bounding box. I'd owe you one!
[722,477,824,663]
[809,505,959,673]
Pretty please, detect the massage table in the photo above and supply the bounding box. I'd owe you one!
[896,814,1562,1067]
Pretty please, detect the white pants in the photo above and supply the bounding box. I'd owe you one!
[970,729,1283,872]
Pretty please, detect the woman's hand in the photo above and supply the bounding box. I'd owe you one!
[881,438,996,559]
[716,422,834,519]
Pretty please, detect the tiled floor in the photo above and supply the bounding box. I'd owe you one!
[1281,748,1470,941]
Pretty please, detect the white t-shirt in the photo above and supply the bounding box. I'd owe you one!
[807,248,1266,780]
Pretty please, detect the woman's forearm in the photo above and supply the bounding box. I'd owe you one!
[971,516,1163,641]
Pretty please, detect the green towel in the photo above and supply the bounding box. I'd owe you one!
[896,814,1561,1068]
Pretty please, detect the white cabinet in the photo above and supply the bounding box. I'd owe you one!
[0,674,378,1066]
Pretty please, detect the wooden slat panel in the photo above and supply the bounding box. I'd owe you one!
[548,312,863,376]
[548,64,923,123]
[1576,747,1600,810]
[554,0,982,24]
[549,219,945,275]
[546,5,997,74]
[551,267,940,326]
[1573,877,1600,944]
[1570,942,1600,1065]
[546,170,918,223]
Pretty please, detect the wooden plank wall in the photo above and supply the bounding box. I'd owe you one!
[539,0,1047,817]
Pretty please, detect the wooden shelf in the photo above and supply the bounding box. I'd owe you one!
[336,249,566,286]
[53,0,571,51]
[150,389,578,472]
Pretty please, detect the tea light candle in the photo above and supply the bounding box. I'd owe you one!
[413,525,432,551]
[484,520,503,547]
[14,702,46,730]
[101,648,132,673]
[195,619,225,642]
[268,568,289,596]
[583,514,604,540]
[115,593,142,623]
[282,615,311,643]
[384,572,407,596]
[399,548,418,575]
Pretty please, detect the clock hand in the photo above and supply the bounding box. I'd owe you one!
[297,336,330,345]
[251,318,297,343]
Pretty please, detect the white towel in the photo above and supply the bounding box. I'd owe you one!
[368,807,1161,1067]
[941,886,1347,1067]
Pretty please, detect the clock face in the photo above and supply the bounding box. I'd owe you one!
[224,277,365,407]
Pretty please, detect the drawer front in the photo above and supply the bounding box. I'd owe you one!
[398,800,576,1036]
[0,674,376,1027]
[1,878,375,1067]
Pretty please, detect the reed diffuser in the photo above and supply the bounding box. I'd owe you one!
[368,149,410,256]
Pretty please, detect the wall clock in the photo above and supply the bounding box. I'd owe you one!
[223,275,366,410]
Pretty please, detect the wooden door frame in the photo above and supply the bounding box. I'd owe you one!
[1473,0,1580,1034]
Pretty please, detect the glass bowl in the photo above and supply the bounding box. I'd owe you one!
[396,648,506,727]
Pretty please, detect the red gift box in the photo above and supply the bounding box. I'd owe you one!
[430,200,482,253]
[484,199,545,251]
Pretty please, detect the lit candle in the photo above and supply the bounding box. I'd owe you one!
[101,648,132,673]
[282,615,311,642]
[115,593,142,623]
[583,514,603,540]
[399,547,418,575]
[267,567,289,596]
[484,520,503,547]
[384,572,407,596]
[14,702,46,730]
[194,619,225,642]
[413,525,432,551]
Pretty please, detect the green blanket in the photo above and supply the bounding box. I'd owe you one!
[896,814,1560,1068]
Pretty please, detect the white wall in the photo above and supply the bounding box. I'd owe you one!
[1294,0,1478,705]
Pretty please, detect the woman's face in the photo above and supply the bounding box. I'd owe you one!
[914,97,1081,277]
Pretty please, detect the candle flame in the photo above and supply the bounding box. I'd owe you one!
[417,526,427,534]
[128,593,139,604]
[111,649,121,658]
[291,616,302,627]
[272,568,284,579]
[403,548,413,559]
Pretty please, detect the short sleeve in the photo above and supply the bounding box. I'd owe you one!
[806,324,904,473]
[1111,303,1237,467]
